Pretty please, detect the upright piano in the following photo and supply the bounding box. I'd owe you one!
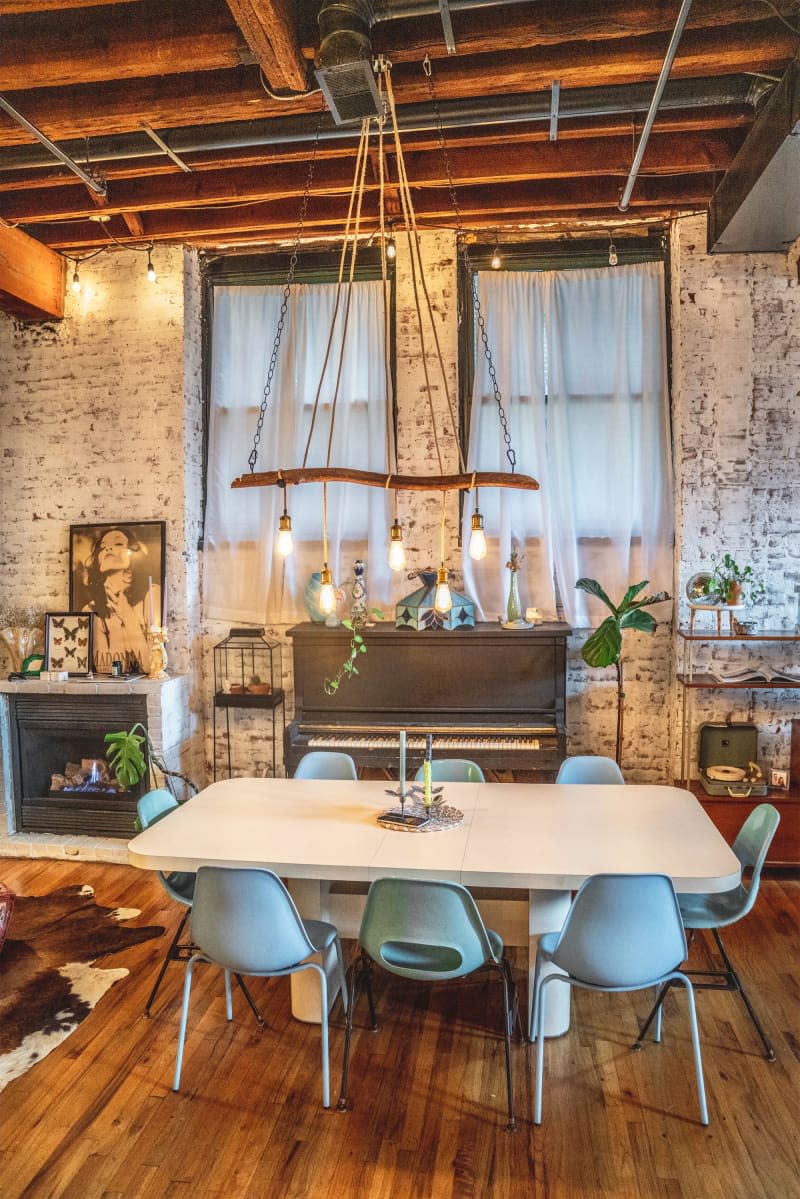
[285,621,571,776]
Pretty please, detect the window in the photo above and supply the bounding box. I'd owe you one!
[460,241,673,626]
[203,253,395,623]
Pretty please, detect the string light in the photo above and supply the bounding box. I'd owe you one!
[388,519,406,570]
[434,494,452,612]
[71,265,81,293]
[385,232,396,260]
[146,245,157,282]
[468,491,487,560]
[490,244,502,270]
[276,477,293,556]
[608,233,618,266]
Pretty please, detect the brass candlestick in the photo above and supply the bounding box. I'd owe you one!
[148,626,169,679]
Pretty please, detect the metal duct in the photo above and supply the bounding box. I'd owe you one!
[0,76,771,173]
[314,0,382,124]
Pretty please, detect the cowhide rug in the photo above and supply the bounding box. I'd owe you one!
[0,883,163,1092]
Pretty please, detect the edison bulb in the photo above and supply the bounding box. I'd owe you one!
[434,567,452,613]
[491,247,501,270]
[71,269,81,293]
[388,521,406,571]
[319,567,336,614]
[147,258,157,283]
[276,513,293,557]
[386,237,396,261]
[468,512,487,560]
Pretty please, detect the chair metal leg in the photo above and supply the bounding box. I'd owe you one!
[633,981,673,1050]
[144,907,190,1017]
[496,962,517,1131]
[333,934,349,1014]
[676,975,709,1125]
[711,928,776,1061]
[173,955,197,1091]
[533,975,552,1124]
[233,973,265,1026]
[309,963,330,1108]
[224,969,233,1021]
[337,958,363,1112]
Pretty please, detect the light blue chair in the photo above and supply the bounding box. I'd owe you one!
[173,866,347,1107]
[531,873,708,1125]
[636,803,780,1060]
[294,750,358,780]
[137,789,263,1025]
[413,758,485,783]
[556,755,625,784]
[337,876,519,1129]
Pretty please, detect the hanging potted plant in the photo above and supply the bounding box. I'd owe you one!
[576,578,671,767]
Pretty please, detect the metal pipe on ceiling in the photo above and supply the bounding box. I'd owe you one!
[0,94,107,195]
[618,0,694,211]
[0,76,767,174]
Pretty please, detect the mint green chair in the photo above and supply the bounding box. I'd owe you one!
[337,876,519,1129]
[556,756,624,784]
[294,751,357,780]
[636,803,780,1060]
[137,789,263,1026]
[174,866,346,1107]
[532,873,708,1125]
[413,758,485,783]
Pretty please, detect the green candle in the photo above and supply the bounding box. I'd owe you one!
[423,759,432,808]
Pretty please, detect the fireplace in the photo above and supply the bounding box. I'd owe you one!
[9,694,149,837]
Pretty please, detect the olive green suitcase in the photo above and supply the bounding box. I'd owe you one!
[698,721,768,797]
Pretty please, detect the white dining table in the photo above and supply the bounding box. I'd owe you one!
[127,777,740,1035]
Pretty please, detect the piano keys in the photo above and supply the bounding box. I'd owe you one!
[285,621,570,776]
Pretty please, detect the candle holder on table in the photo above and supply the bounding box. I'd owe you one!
[148,626,169,679]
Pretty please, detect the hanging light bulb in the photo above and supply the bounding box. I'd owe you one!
[276,512,293,556]
[146,247,157,283]
[490,245,502,270]
[388,520,406,571]
[276,480,293,556]
[319,565,337,614]
[468,508,487,560]
[608,234,618,267]
[71,264,81,293]
[385,234,396,261]
[434,565,452,613]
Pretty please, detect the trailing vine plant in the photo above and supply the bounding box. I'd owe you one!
[324,609,384,695]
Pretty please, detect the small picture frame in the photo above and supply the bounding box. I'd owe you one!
[770,768,790,791]
[45,612,93,677]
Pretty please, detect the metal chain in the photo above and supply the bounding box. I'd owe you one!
[422,55,516,473]
[248,115,324,473]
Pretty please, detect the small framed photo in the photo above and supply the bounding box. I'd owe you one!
[770,768,790,791]
[69,521,166,674]
[45,612,93,677]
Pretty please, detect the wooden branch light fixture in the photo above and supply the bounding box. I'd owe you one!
[234,57,538,588]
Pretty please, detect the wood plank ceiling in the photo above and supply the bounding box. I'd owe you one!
[0,0,798,254]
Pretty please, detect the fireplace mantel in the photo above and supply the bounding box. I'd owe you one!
[0,674,198,861]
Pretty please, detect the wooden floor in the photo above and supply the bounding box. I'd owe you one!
[1,857,799,1199]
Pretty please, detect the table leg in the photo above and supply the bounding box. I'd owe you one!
[286,878,341,1024]
[528,889,571,1037]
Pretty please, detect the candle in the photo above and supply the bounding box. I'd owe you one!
[525,606,541,624]
[423,758,432,809]
[399,730,406,794]
[148,576,155,628]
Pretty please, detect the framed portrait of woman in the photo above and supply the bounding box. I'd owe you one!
[69,521,166,675]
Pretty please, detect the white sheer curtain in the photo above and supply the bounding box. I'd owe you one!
[204,280,392,623]
[462,261,673,627]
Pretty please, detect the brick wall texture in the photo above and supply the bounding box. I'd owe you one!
[1,218,798,789]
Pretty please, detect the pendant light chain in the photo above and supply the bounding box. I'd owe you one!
[248,113,324,473]
[422,56,517,474]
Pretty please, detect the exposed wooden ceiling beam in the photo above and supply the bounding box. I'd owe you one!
[33,174,715,249]
[0,0,247,91]
[224,0,308,92]
[3,0,142,10]
[2,130,738,225]
[0,222,64,318]
[121,212,146,237]
[372,0,800,63]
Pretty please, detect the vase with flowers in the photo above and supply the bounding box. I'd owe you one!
[505,544,524,625]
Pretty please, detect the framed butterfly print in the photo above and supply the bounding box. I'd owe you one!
[45,612,93,677]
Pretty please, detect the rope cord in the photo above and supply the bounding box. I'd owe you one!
[384,68,466,474]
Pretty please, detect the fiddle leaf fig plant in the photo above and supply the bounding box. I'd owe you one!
[576,578,671,767]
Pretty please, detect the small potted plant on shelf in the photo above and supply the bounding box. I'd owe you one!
[704,554,764,606]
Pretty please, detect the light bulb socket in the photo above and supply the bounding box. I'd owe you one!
[608,241,618,266]
[146,253,156,282]
[320,566,333,588]
[385,237,396,260]
[71,268,80,292]
[470,510,484,533]
[390,520,404,543]
[436,565,449,586]
[278,512,292,534]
